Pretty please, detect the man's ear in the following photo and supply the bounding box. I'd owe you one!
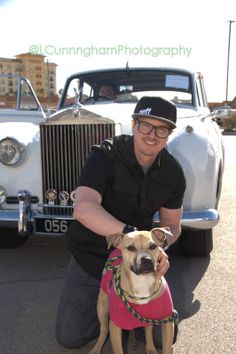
[150,227,173,244]
[131,119,136,133]
[106,233,125,249]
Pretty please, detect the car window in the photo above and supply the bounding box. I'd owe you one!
[19,79,39,110]
[0,76,39,111]
[63,78,94,106]
[81,82,93,102]
[63,78,80,106]
[60,70,194,108]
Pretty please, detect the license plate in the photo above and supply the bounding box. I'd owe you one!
[35,217,73,235]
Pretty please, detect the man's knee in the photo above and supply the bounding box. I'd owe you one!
[55,301,99,348]
[56,326,78,348]
[55,258,100,348]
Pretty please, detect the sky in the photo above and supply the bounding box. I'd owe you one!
[0,0,236,102]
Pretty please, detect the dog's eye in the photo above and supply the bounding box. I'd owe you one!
[149,244,157,250]
[127,245,136,252]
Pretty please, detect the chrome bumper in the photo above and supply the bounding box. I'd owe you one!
[0,191,33,234]
[153,209,219,230]
[0,210,18,228]
[180,209,219,229]
[0,192,219,235]
[0,190,74,236]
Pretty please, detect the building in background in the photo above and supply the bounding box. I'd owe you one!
[0,53,57,97]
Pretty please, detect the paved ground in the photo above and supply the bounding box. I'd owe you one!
[0,135,235,354]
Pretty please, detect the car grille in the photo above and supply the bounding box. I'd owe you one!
[40,123,115,210]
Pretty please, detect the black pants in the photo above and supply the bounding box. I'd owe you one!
[55,256,100,348]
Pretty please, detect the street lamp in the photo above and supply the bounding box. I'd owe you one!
[225,20,235,104]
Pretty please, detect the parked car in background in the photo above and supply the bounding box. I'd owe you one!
[212,103,236,131]
[0,68,225,257]
[222,108,236,131]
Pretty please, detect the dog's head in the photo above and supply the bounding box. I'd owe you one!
[107,227,171,276]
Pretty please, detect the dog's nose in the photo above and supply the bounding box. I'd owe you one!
[140,256,155,273]
[131,255,155,275]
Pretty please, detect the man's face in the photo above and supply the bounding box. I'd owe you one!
[132,117,172,162]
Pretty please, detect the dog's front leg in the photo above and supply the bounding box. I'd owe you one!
[109,320,123,354]
[161,321,174,354]
[89,289,109,354]
[145,326,158,354]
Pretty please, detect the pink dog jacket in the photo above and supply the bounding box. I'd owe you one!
[100,249,173,330]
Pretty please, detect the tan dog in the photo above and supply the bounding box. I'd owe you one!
[89,228,175,354]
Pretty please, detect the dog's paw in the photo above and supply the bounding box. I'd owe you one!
[89,350,100,354]
[88,346,102,354]
[146,347,159,354]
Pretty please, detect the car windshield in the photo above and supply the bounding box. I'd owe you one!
[61,69,193,108]
[0,76,39,111]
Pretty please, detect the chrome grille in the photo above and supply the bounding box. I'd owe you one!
[40,123,115,208]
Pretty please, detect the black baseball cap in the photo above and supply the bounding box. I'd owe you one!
[132,96,177,129]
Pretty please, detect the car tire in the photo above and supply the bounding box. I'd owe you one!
[180,229,213,257]
[0,228,29,249]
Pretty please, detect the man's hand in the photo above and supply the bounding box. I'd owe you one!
[157,248,169,277]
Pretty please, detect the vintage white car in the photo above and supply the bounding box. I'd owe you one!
[0,68,225,257]
[0,74,115,248]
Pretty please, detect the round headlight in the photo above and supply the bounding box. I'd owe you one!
[0,137,25,166]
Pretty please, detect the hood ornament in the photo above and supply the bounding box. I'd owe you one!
[73,102,82,118]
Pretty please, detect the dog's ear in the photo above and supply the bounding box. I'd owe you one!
[106,233,125,249]
[150,227,173,244]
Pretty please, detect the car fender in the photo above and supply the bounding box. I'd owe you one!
[0,122,43,207]
[167,120,223,210]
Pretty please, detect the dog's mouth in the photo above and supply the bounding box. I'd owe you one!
[131,266,154,275]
